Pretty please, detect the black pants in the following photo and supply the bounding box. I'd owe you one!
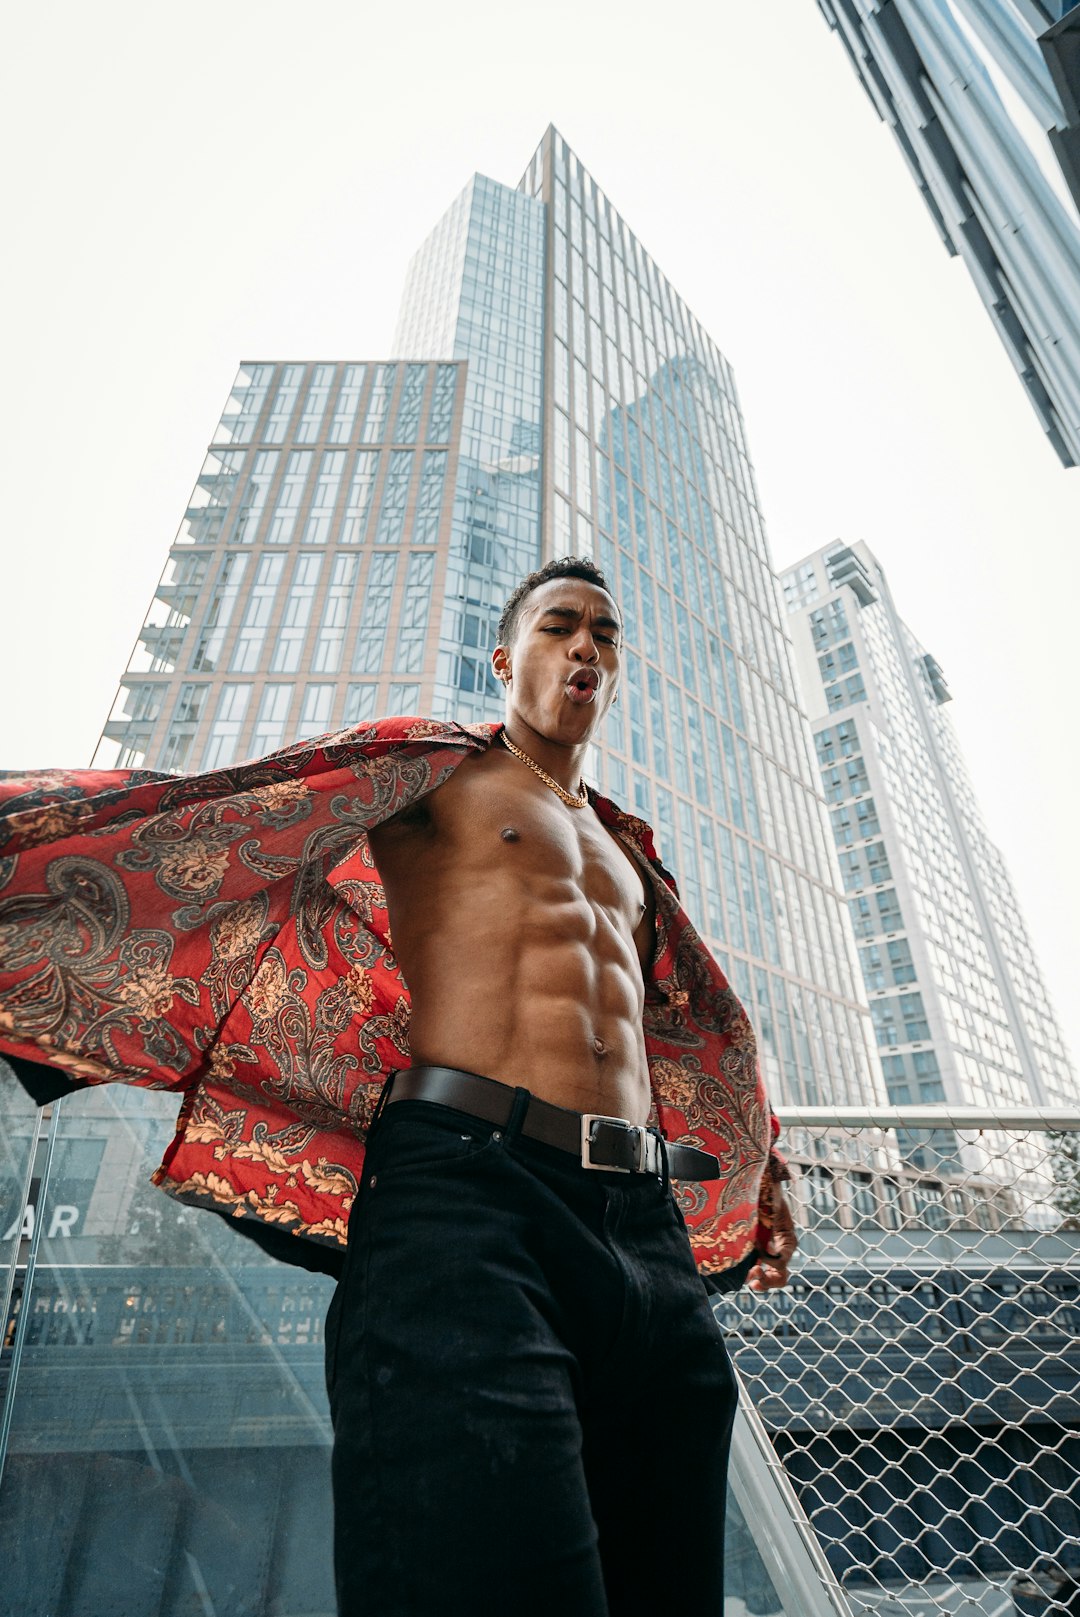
[325,1095,738,1616]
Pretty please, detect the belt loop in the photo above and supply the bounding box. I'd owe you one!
[657,1130,671,1193]
[368,1070,397,1138]
[504,1086,531,1144]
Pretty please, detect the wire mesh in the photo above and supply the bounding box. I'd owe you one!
[719,1109,1080,1617]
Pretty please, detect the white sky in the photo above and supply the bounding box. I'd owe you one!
[1,0,1077,1064]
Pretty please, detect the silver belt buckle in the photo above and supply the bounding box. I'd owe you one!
[580,1114,648,1173]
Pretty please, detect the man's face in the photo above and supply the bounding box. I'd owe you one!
[492,578,621,748]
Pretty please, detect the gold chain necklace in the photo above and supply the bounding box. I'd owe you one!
[500,732,589,809]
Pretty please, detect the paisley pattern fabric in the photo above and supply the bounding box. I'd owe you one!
[0,718,782,1278]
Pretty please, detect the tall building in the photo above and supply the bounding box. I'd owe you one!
[782,539,1077,1112]
[95,358,468,768]
[817,0,1080,465]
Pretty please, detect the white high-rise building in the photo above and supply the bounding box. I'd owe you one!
[783,539,1077,1111]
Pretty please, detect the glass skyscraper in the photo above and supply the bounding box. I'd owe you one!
[395,127,882,1112]
[783,539,1077,1112]
[2,127,889,1611]
[817,0,1080,465]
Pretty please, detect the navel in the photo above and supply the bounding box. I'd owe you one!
[593,1036,607,1057]
[500,826,520,842]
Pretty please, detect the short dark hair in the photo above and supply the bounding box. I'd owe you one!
[497,556,617,647]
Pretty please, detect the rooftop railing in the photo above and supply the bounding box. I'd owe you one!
[725,1106,1080,1617]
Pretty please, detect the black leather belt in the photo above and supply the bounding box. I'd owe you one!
[383,1065,721,1182]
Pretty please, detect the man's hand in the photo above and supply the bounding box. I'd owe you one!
[747,1181,798,1292]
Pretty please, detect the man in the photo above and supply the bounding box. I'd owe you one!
[0,556,794,1616]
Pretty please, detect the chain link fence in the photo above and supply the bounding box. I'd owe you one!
[720,1107,1080,1617]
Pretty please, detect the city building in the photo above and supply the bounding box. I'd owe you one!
[782,538,1077,1112]
[817,0,1080,465]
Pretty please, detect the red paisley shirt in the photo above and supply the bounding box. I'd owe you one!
[0,717,783,1279]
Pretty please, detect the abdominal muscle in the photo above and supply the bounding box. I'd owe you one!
[370,805,654,1123]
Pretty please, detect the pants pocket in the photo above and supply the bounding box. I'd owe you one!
[367,1110,497,1180]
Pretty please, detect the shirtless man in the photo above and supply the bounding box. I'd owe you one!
[325,557,795,1617]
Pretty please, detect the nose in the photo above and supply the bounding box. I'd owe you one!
[570,631,599,663]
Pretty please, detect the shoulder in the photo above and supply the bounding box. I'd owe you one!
[370,739,508,844]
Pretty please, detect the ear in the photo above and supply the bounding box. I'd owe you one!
[491,644,511,686]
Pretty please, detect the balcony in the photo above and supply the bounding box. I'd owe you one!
[826,548,879,607]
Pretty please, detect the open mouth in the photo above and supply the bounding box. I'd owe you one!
[566,670,599,704]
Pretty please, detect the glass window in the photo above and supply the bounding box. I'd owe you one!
[860,944,886,993]
[374,450,413,545]
[887,938,916,985]
[353,553,398,674]
[214,364,271,446]
[112,682,164,726]
[802,1166,839,1227]
[553,410,571,494]
[871,1001,898,1048]
[231,553,284,672]
[427,365,457,441]
[191,554,248,672]
[394,365,427,442]
[158,682,210,772]
[267,451,313,545]
[250,683,294,755]
[231,451,279,544]
[900,992,930,1042]
[264,365,303,444]
[296,364,334,444]
[312,552,359,674]
[386,682,420,715]
[394,552,435,675]
[343,682,378,725]
[849,1173,879,1228]
[299,683,335,734]
[360,365,396,443]
[201,683,252,769]
[867,842,891,883]
[329,364,366,444]
[414,451,447,544]
[271,553,323,673]
[876,888,903,930]
[302,450,347,545]
[575,428,592,516]
[341,451,380,544]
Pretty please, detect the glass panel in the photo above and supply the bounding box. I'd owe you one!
[0,1084,336,1615]
[0,1063,40,1413]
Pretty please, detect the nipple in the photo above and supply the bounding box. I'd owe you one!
[500,827,520,842]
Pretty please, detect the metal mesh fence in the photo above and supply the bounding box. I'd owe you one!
[720,1108,1080,1617]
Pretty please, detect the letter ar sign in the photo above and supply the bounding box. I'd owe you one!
[2,1201,80,1242]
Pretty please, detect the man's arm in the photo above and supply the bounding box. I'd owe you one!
[746,1178,798,1292]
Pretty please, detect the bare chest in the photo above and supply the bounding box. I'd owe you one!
[460,788,647,916]
[372,764,648,927]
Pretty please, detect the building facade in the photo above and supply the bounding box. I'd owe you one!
[783,539,1077,1111]
[817,0,1080,465]
[95,357,468,768]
